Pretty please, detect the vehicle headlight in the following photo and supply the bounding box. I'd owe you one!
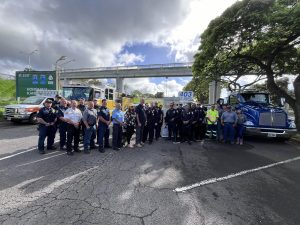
[289,121,296,129]
[18,108,26,114]
[244,121,254,126]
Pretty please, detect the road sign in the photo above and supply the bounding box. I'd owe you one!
[16,71,56,98]
[178,91,193,102]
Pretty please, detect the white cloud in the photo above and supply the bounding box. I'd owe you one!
[115,52,145,66]
[124,78,185,97]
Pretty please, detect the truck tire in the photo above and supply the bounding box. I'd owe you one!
[29,113,38,124]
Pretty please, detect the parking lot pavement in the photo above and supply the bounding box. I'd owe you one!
[0,123,300,225]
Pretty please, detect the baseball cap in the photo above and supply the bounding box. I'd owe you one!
[45,98,53,103]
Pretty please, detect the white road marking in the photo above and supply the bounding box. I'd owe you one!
[16,152,66,167]
[174,156,300,193]
[0,141,60,161]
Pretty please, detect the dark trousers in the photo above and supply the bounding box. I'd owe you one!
[112,124,122,148]
[177,122,183,140]
[168,122,177,142]
[38,125,56,151]
[223,123,235,142]
[236,124,244,139]
[155,123,162,140]
[66,124,80,152]
[98,124,109,148]
[148,124,155,142]
[136,124,144,144]
[206,124,217,139]
[126,126,135,144]
[217,122,223,141]
[182,124,192,142]
[84,126,96,150]
[142,125,149,142]
[59,123,67,148]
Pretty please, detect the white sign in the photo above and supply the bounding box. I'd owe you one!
[35,89,58,97]
[178,91,194,102]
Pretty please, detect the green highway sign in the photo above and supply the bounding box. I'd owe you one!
[16,71,56,98]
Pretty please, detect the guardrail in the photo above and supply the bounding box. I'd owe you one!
[62,62,193,73]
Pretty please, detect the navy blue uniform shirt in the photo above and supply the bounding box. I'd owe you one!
[37,107,57,124]
[98,106,110,126]
[135,104,146,125]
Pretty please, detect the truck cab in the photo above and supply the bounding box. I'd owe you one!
[227,91,297,140]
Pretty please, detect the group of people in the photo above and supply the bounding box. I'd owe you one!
[37,95,247,155]
[164,102,246,145]
[37,96,164,155]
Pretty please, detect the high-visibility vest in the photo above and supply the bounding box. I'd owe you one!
[206,109,218,125]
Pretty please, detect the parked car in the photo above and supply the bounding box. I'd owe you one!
[4,96,54,124]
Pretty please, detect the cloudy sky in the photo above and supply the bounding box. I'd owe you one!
[0,0,238,96]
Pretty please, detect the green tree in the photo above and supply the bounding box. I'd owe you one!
[193,0,300,130]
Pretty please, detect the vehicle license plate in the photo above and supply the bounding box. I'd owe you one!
[7,117,11,121]
[267,133,276,137]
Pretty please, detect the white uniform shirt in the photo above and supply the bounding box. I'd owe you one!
[64,107,82,123]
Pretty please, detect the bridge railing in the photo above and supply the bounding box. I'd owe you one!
[62,62,193,73]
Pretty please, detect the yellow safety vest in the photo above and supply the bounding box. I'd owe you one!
[206,109,218,125]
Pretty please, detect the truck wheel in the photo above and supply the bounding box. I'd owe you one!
[29,113,38,124]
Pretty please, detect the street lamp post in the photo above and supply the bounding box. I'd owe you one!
[20,49,38,70]
[55,56,67,93]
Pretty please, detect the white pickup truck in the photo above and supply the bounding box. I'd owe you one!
[4,96,54,124]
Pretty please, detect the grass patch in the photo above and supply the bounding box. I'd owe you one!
[0,78,15,99]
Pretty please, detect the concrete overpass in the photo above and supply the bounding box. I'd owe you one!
[60,62,221,103]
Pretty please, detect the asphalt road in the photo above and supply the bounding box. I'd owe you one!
[0,121,300,225]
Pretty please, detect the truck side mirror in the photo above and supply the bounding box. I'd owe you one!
[279,97,285,107]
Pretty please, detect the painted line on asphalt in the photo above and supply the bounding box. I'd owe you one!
[16,152,66,167]
[174,156,300,193]
[0,141,60,161]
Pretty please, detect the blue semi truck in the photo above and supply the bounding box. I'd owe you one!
[225,91,297,140]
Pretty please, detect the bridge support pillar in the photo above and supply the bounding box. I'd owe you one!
[116,77,124,93]
[209,81,221,104]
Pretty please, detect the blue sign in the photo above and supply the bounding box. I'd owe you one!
[40,75,46,85]
[32,75,38,84]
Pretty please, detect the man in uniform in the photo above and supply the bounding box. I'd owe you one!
[154,102,163,141]
[135,99,146,148]
[64,100,83,155]
[93,99,100,143]
[181,104,193,144]
[144,102,156,144]
[37,99,57,154]
[112,103,125,151]
[97,99,111,152]
[221,105,238,144]
[206,104,218,139]
[196,103,206,140]
[176,103,184,142]
[56,99,69,150]
[78,98,86,142]
[165,102,179,144]
[82,101,97,154]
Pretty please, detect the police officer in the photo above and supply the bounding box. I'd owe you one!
[37,99,57,154]
[97,99,111,153]
[144,102,156,144]
[142,103,150,144]
[82,101,97,154]
[52,94,62,110]
[78,98,86,142]
[181,104,193,144]
[177,103,184,142]
[195,103,206,140]
[165,102,179,144]
[93,99,100,143]
[56,98,69,150]
[154,102,163,140]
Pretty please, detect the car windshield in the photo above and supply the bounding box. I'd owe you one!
[240,93,269,104]
[22,96,45,105]
[62,87,92,100]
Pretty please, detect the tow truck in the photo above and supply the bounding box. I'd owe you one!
[226,90,297,140]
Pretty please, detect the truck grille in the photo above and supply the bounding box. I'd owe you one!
[5,108,16,115]
[259,112,286,127]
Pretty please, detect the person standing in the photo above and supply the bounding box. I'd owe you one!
[97,99,111,153]
[78,98,86,142]
[63,100,83,155]
[165,102,179,144]
[205,104,218,139]
[37,99,57,154]
[144,102,156,144]
[154,103,163,140]
[221,105,238,144]
[181,104,193,144]
[82,101,98,154]
[112,103,124,151]
[56,99,69,150]
[124,105,136,148]
[217,104,227,142]
[177,103,184,142]
[93,99,100,144]
[236,108,246,145]
[135,99,146,148]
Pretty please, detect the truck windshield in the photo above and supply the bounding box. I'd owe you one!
[62,87,92,100]
[22,96,45,105]
[240,93,269,104]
